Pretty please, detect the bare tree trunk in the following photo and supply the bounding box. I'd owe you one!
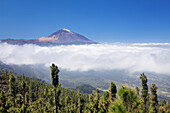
[55,88,58,113]
[143,101,146,113]
[23,90,25,105]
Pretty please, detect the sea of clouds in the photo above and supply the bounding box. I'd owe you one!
[0,42,170,75]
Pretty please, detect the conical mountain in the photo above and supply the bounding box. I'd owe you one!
[38,28,96,44]
[0,28,97,46]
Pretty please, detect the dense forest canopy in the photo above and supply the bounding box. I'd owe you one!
[0,64,169,113]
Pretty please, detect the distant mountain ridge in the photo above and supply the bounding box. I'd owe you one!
[0,28,98,46]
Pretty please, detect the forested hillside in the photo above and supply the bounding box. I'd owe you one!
[0,64,170,113]
[68,84,104,95]
[1,61,169,101]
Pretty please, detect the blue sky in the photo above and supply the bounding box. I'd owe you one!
[0,0,170,43]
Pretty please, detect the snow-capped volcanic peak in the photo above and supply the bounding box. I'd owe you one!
[62,28,71,32]
[0,28,98,45]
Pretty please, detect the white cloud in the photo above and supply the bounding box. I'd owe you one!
[0,42,170,74]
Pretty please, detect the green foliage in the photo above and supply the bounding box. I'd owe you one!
[94,89,100,112]
[8,74,17,97]
[158,100,170,113]
[50,64,59,88]
[109,98,127,113]
[149,83,158,113]
[21,80,26,91]
[140,73,148,113]
[136,86,140,96]
[0,69,90,113]
[15,94,23,108]
[25,92,29,105]
[88,89,100,112]
[50,64,60,113]
[109,81,117,101]
[1,66,170,113]
[77,88,84,113]
[69,84,100,94]
[88,90,96,112]
[0,91,7,113]
[99,91,110,113]
[65,96,73,113]
[118,85,141,112]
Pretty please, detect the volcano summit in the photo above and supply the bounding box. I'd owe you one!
[0,28,97,46]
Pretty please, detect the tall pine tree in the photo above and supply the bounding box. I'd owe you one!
[77,88,84,113]
[50,64,60,113]
[8,74,16,97]
[140,73,148,113]
[21,80,26,104]
[109,81,117,101]
[136,86,140,96]
[149,83,158,113]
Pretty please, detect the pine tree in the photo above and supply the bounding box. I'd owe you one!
[94,88,100,112]
[0,91,7,112]
[44,86,48,100]
[118,85,129,110]
[5,96,14,111]
[8,74,16,97]
[117,85,141,112]
[158,100,167,113]
[50,64,59,88]
[50,64,60,113]
[21,104,27,113]
[140,73,148,113]
[149,83,158,113]
[21,80,26,104]
[65,96,72,113]
[87,89,100,112]
[3,69,9,80]
[99,91,110,113]
[136,86,140,96]
[158,106,166,113]
[25,92,29,106]
[77,88,83,113]
[159,100,166,107]
[88,90,95,113]
[56,89,61,112]
[15,94,23,108]
[48,88,54,106]
[29,82,35,102]
[109,98,127,113]
[109,81,117,101]
[8,73,17,108]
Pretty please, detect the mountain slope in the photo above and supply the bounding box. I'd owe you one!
[0,28,97,46]
[68,84,104,94]
[39,28,94,43]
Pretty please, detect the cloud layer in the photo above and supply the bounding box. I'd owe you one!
[0,42,170,74]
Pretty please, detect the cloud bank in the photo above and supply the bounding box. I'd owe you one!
[0,42,170,74]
